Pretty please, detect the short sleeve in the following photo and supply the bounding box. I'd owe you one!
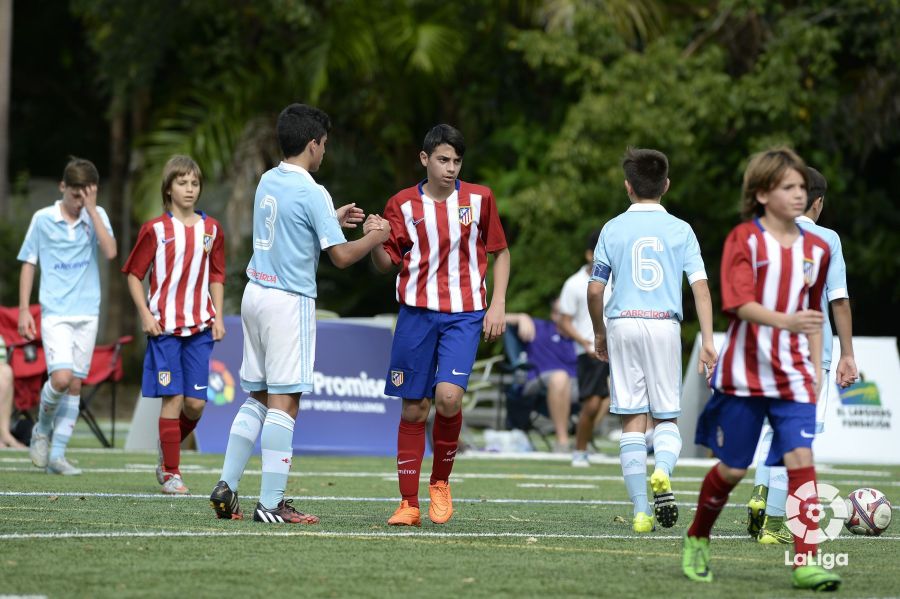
[720,226,756,313]
[558,276,578,317]
[311,185,347,250]
[825,236,848,302]
[683,226,708,284]
[479,189,507,253]
[209,221,226,285]
[17,213,41,265]
[808,244,830,312]
[95,206,115,239]
[381,196,408,265]
[590,227,612,284]
[121,222,158,280]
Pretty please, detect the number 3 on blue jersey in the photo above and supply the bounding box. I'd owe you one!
[632,237,663,291]
[254,194,278,250]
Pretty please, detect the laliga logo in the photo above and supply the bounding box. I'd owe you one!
[785,481,848,544]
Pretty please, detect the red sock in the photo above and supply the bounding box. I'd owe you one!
[688,464,738,538]
[397,420,426,507]
[179,412,200,442]
[158,418,181,478]
[788,465,819,565]
[430,411,462,485]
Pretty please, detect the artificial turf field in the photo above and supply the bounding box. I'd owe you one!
[1,438,898,598]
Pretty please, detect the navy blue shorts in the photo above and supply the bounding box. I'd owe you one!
[695,390,816,469]
[141,329,214,400]
[384,305,484,399]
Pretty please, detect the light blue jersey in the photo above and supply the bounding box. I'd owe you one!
[17,201,114,317]
[591,203,706,321]
[245,162,346,298]
[796,215,848,369]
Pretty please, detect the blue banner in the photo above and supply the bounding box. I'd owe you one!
[195,315,427,456]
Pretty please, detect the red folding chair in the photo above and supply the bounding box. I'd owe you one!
[82,335,133,448]
[0,305,46,412]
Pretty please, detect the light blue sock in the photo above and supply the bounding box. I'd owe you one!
[36,380,65,435]
[652,421,681,476]
[620,432,649,517]
[766,467,788,517]
[220,398,267,492]
[259,408,295,510]
[49,395,80,461]
[753,426,774,487]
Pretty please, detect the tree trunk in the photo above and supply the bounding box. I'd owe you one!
[103,101,128,344]
[0,0,12,216]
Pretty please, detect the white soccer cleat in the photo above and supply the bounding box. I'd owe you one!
[161,474,190,495]
[47,457,82,476]
[29,431,50,468]
[571,451,590,468]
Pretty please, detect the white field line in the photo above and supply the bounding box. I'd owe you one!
[1,529,898,542]
[2,490,899,513]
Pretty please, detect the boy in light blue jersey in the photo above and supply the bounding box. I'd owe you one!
[587,148,717,532]
[18,157,117,475]
[209,103,390,524]
[747,166,859,544]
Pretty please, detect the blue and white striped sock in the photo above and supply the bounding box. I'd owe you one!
[766,467,788,517]
[220,398,267,492]
[36,381,65,436]
[49,394,79,461]
[754,426,774,487]
[620,432,649,517]
[652,421,682,476]
[259,409,295,510]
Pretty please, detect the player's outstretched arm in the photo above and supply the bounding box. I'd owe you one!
[364,214,394,273]
[336,203,365,229]
[327,216,390,269]
[690,279,718,376]
[482,248,509,342]
[17,263,37,340]
[735,302,823,334]
[830,298,858,387]
[126,273,162,336]
[586,280,606,361]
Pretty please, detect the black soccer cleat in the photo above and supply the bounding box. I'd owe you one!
[209,480,243,520]
[252,499,319,524]
[650,469,679,528]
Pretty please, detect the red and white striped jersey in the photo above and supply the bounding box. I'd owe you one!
[712,220,830,403]
[122,212,225,336]
[382,180,507,313]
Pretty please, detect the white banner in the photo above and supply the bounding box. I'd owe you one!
[682,334,900,465]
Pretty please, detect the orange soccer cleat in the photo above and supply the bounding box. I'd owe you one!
[387,500,421,527]
[428,481,453,524]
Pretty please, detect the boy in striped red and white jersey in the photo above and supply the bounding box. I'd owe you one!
[683,148,841,592]
[369,124,510,527]
[123,155,226,495]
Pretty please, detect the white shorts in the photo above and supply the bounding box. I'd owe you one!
[41,315,99,378]
[239,282,316,394]
[607,318,681,419]
[816,369,830,433]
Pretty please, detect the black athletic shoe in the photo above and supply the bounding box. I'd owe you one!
[252,499,319,524]
[209,480,243,520]
[651,469,679,528]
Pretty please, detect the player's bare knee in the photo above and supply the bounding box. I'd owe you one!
[50,370,74,392]
[718,463,746,483]
[183,396,205,419]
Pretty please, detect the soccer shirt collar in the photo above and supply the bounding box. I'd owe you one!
[626,203,667,213]
[417,178,461,200]
[796,215,815,225]
[278,161,315,184]
[52,199,91,226]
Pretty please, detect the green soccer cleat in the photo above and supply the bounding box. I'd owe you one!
[632,512,655,533]
[758,515,793,545]
[682,535,713,583]
[792,565,841,592]
[650,468,678,528]
[746,484,768,538]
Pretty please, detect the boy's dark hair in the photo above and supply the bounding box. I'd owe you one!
[586,229,601,252]
[423,124,466,157]
[741,147,808,220]
[277,103,331,158]
[62,157,99,188]
[806,166,827,210]
[161,155,203,209]
[622,148,668,199]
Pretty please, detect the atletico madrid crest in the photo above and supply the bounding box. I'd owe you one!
[203,233,214,254]
[158,371,172,387]
[458,206,472,226]
[391,370,404,387]
[803,257,815,286]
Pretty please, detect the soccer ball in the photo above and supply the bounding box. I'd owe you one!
[844,488,892,536]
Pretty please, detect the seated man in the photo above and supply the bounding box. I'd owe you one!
[1,335,26,448]
[505,299,578,452]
